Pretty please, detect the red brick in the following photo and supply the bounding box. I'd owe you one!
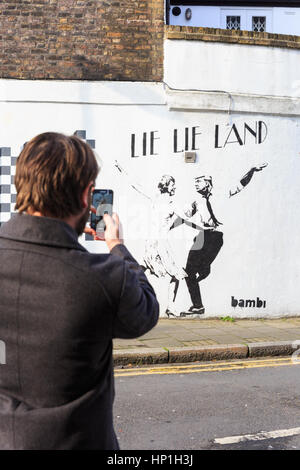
[0,0,164,81]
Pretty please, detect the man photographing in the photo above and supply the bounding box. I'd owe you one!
[0,132,159,450]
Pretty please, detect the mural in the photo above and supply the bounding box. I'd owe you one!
[0,119,279,319]
[1,82,299,319]
[114,160,268,318]
[0,118,276,320]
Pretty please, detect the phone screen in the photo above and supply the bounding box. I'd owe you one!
[91,189,113,233]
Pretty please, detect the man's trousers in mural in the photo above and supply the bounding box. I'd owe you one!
[185,229,223,308]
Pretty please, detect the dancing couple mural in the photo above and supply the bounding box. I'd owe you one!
[115,160,268,318]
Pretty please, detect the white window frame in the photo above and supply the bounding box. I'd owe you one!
[221,8,247,31]
[246,9,273,33]
[221,8,273,33]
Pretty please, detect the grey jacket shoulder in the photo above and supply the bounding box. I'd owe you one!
[60,243,160,338]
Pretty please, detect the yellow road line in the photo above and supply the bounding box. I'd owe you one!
[116,356,290,372]
[115,357,298,377]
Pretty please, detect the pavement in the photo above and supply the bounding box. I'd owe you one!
[113,317,300,366]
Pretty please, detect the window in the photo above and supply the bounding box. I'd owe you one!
[226,16,241,31]
[252,16,266,32]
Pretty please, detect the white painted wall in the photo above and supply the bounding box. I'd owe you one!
[170,6,220,28]
[273,7,300,35]
[169,5,300,35]
[0,79,300,318]
[164,38,300,98]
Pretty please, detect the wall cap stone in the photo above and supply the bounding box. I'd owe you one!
[165,25,300,49]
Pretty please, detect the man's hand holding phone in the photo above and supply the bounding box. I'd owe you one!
[84,210,123,251]
[103,213,123,251]
[83,188,122,251]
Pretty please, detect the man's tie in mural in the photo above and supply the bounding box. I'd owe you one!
[115,161,268,318]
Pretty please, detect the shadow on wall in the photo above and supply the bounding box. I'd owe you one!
[45,54,154,81]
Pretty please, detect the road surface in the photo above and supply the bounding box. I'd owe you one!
[113,357,300,450]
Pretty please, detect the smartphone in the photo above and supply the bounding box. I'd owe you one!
[91,189,114,234]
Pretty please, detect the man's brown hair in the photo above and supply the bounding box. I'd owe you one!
[15,132,99,218]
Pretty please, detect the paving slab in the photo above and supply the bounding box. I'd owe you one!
[138,337,184,348]
[112,317,300,365]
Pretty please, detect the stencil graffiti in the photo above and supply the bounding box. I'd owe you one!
[0,125,269,319]
[115,160,268,318]
[130,120,268,158]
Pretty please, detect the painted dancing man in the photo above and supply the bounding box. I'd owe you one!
[171,163,268,317]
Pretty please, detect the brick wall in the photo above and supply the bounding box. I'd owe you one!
[0,0,164,81]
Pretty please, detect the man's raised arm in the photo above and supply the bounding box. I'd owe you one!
[229,163,268,198]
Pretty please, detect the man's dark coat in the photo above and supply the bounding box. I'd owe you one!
[0,214,159,449]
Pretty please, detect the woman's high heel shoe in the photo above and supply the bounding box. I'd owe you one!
[165,309,178,318]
